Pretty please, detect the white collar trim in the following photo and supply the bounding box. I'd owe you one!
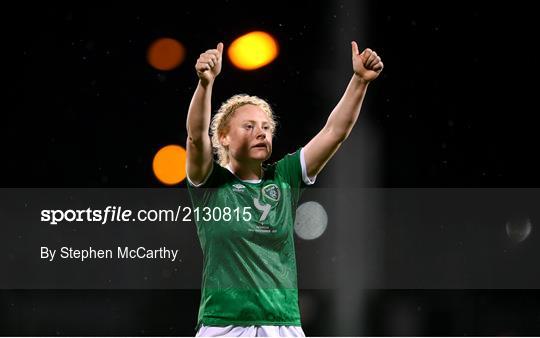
[226,164,263,183]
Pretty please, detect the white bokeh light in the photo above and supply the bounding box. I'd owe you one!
[294,201,328,240]
[505,216,532,243]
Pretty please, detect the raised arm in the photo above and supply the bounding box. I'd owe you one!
[186,42,223,185]
[303,41,383,178]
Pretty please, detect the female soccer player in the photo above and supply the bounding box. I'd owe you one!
[186,41,383,337]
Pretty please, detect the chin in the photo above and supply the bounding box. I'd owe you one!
[250,149,271,161]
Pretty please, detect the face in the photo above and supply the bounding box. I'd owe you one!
[220,104,273,164]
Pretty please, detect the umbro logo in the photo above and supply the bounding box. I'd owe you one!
[232,183,246,192]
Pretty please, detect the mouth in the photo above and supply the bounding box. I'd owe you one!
[252,143,267,149]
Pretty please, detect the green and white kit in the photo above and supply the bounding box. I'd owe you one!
[187,147,316,330]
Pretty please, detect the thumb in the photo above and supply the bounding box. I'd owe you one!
[351,41,360,56]
[217,42,224,55]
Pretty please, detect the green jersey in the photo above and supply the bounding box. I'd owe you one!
[187,147,313,329]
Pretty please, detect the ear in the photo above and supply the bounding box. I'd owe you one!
[220,134,230,147]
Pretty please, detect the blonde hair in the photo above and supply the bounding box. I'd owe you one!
[210,94,277,166]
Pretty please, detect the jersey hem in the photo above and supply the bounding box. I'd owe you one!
[198,319,302,328]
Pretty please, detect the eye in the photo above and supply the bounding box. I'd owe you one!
[263,125,270,131]
[244,124,253,130]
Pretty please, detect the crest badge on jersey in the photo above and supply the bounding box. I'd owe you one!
[262,184,280,202]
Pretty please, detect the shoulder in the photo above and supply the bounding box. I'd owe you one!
[270,147,316,186]
[272,148,302,168]
[187,161,230,188]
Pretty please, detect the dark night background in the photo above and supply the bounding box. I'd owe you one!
[2,1,540,336]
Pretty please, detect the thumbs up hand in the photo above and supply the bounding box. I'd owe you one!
[351,41,383,82]
[196,42,224,85]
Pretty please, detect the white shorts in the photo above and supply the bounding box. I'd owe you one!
[195,325,306,337]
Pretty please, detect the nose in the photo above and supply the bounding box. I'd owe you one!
[255,125,266,139]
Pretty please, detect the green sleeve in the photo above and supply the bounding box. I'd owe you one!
[186,161,227,207]
[275,147,309,207]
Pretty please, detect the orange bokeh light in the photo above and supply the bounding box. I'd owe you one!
[228,31,279,70]
[147,38,185,71]
[152,145,187,185]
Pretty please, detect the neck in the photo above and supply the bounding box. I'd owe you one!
[227,157,263,180]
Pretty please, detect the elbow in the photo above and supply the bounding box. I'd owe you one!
[187,133,204,149]
[188,137,204,149]
[186,120,209,144]
[324,124,349,144]
[335,129,350,143]
[186,125,204,145]
[325,117,354,143]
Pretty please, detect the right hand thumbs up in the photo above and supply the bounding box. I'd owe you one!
[196,42,224,85]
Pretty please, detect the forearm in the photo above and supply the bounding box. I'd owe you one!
[325,74,369,141]
[186,80,213,142]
